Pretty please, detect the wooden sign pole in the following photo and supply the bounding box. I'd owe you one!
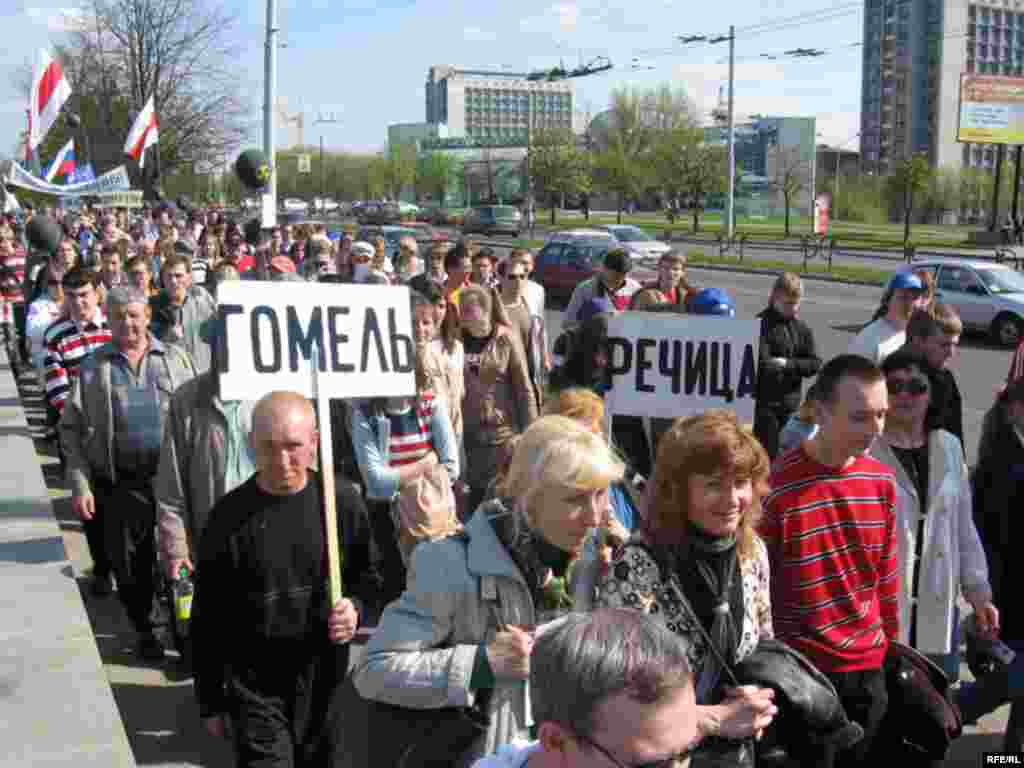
[312,357,344,605]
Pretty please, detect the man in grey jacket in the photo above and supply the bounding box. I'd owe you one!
[60,286,197,660]
[152,253,218,374]
[156,369,256,580]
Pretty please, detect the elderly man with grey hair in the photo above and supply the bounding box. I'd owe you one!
[472,608,701,768]
[60,285,197,660]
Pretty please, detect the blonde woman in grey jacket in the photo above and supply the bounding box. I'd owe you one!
[352,415,624,767]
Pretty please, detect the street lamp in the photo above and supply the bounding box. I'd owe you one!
[66,112,92,170]
[826,132,860,221]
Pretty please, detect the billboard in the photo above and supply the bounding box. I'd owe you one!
[958,74,1024,145]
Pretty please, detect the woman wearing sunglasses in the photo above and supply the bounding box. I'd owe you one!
[870,348,995,681]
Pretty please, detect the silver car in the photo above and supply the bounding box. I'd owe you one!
[905,259,1024,347]
[597,224,671,261]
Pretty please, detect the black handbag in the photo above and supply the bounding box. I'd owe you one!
[879,640,962,760]
[325,673,492,768]
[664,573,754,768]
[326,533,501,768]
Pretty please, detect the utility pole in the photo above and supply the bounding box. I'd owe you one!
[263,0,278,227]
[726,25,736,239]
[315,112,342,204]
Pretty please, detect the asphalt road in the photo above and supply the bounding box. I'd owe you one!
[13,270,1015,766]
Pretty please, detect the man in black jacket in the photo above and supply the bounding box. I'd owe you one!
[192,391,380,767]
[754,273,822,458]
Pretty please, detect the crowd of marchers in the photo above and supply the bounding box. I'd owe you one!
[3,200,1024,768]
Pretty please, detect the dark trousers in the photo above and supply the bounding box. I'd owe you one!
[230,645,348,768]
[792,668,888,768]
[366,499,406,611]
[754,403,795,460]
[96,479,161,634]
[83,506,112,579]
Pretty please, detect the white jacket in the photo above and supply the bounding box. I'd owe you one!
[847,318,905,364]
[471,741,540,768]
[870,430,992,654]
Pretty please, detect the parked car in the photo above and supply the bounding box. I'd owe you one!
[357,201,404,225]
[356,225,439,263]
[597,224,671,261]
[282,197,309,214]
[901,258,1024,346]
[462,205,522,237]
[312,197,340,214]
[534,229,656,302]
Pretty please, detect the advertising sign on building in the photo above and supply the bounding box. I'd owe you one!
[297,154,311,174]
[958,74,1024,145]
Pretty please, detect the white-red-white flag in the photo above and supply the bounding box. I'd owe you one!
[28,49,71,152]
[124,94,159,169]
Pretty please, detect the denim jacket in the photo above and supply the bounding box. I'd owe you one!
[350,394,460,501]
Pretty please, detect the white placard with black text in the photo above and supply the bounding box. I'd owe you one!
[216,281,417,401]
[604,313,760,423]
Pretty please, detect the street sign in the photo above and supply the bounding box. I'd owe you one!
[297,154,311,174]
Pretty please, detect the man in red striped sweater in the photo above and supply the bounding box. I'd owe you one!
[760,354,898,768]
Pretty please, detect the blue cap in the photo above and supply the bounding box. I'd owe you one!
[579,295,614,322]
[687,287,736,316]
[889,272,924,291]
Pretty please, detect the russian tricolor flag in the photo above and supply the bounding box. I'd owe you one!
[44,139,76,182]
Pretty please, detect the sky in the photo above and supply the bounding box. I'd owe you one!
[0,0,865,164]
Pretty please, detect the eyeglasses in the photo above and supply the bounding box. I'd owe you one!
[574,730,697,768]
[317,262,331,269]
[887,378,929,396]
[506,273,527,281]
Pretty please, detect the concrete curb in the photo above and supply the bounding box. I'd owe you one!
[0,351,136,768]
[685,262,887,287]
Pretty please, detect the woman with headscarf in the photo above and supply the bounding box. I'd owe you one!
[459,284,538,514]
[592,410,778,753]
[347,416,624,768]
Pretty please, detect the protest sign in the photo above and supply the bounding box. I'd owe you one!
[604,313,760,423]
[4,162,130,197]
[216,281,416,401]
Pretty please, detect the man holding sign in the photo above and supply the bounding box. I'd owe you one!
[192,392,379,766]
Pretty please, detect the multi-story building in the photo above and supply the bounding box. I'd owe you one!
[861,0,1024,175]
[704,116,817,216]
[388,122,448,148]
[425,65,573,140]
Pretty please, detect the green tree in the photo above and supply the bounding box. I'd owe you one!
[528,128,592,225]
[416,151,458,204]
[590,87,653,223]
[366,155,389,200]
[886,153,933,243]
[924,166,962,224]
[383,143,416,200]
[650,125,726,232]
[770,145,812,237]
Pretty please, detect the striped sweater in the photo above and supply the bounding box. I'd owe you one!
[386,395,435,467]
[43,315,112,412]
[760,445,899,673]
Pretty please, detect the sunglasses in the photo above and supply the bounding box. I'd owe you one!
[317,262,331,269]
[887,378,928,396]
[506,273,527,281]
[575,730,697,768]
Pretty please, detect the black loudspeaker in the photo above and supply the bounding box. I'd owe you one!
[234,149,270,190]
[25,215,62,254]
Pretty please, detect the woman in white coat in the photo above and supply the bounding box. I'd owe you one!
[870,348,998,679]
